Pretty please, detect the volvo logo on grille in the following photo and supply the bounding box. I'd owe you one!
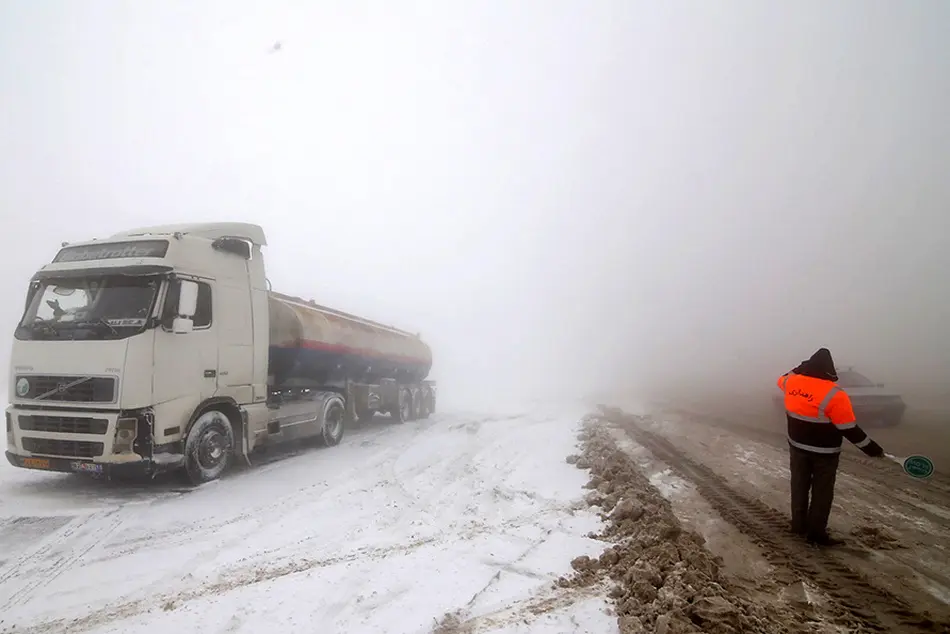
[35,376,93,401]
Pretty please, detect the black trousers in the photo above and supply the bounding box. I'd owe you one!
[788,444,841,538]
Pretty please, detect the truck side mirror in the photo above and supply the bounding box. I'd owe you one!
[178,280,199,317]
[172,316,194,334]
[173,280,199,334]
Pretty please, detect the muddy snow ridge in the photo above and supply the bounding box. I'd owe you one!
[560,414,818,634]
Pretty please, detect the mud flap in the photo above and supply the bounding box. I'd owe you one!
[240,415,253,467]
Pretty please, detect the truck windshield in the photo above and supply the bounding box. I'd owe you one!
[15,275,160,341]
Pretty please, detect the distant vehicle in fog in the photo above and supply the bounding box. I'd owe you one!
[773,367,907,428]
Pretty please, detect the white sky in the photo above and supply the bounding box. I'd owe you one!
[1,1,948,401]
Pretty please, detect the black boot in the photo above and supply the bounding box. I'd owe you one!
[807,532,845,547]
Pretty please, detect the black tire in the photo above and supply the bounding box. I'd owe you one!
[418,388,431,419]
[411,390,423,419]
[392,388,413,423]
[320,397,346,446]
[184,409,234,485]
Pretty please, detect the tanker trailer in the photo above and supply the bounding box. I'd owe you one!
[6,222,437,485]
[267,291,435,422]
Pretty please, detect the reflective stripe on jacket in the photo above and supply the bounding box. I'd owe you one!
[776,372,873,454]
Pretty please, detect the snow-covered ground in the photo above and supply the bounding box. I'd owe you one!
[0,404,615,634]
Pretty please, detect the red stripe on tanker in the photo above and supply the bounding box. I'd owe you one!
[292,339,429,365]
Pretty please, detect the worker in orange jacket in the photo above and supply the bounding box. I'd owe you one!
[777,348,885,546]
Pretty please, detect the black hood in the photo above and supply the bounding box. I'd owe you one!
[791,348,838,382]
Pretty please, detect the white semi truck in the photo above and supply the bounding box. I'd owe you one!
[5,222,436,484]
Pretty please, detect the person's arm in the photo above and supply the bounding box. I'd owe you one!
[777,374,789,391]
[826,391,884,457]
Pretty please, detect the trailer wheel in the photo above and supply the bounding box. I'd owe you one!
[410,390,422,419]
[418,389,431,419]
[184,409,234,485]
[320,397,346,446]
[393,388,413,423]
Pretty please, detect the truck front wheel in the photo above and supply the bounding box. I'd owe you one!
[184,409,234,485]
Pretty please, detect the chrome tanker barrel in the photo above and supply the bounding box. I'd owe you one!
[266,292,432,387]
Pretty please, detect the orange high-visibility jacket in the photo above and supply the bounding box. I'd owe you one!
[777,372,873,454]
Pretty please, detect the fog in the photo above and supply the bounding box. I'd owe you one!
[1,2,948,408]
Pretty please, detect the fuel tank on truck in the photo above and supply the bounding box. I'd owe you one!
[267,291,433,387]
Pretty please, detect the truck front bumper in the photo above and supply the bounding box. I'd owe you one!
[5,450,184,479]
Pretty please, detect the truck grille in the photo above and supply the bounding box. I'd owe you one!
[17,375,116,403]
[18,415,109,435]
[21,437,104,458]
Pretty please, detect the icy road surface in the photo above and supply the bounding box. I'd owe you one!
[0,405,615,634]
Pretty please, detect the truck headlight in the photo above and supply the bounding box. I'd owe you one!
[114,417,138,453]
[5,412,12,443]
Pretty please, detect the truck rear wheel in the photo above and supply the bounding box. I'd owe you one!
[393,388,413,423]
[184,409,234,485]
[418,389,431,419]
[320,397,345,446]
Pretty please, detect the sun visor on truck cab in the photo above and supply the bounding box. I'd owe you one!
[35,239,174,279]
[52,240,170,263]
[33,264,173,281]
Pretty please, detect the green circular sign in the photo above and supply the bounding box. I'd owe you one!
[902,455,935,479]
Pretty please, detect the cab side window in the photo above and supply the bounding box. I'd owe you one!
[193,283,212,328]
[162,280,213,329]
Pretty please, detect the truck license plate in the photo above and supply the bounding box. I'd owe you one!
[71,461,103,474]
[23,457,51,469]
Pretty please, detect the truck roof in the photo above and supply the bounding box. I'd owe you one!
[110,222,267,246]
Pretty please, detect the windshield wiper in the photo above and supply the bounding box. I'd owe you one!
[77,318,119,336]
[53,318,120,336]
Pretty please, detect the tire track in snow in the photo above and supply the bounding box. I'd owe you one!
[0,509,124,613]
[658,404,950,511]
[185,412,571,630]
[3,411,590,632]
[462,526,560,610]
[618,413,950,633]
[96,419,420,563]
[435,583,608,632]
[648,405,950,614]
[109,416,447,602]
[10,535,442,634]
[386,413,583,543]
[0,418,423,629]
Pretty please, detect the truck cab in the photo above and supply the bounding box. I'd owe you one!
[6,223,273,482]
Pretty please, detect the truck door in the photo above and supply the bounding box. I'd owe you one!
[153,278,218,409]
[215,277,254,404]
